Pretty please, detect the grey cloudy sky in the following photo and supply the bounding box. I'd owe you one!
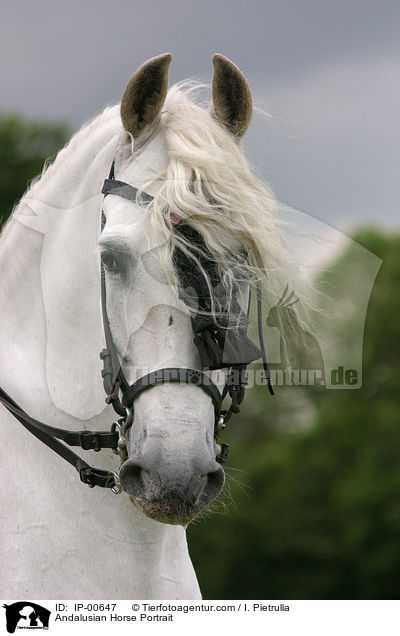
[1,0,399,230]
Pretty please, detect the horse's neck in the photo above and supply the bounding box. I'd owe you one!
[0,118,200,599]
[0,106,122,417]
[0,217,47,409]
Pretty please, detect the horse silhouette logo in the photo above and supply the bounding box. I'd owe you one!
[2,602,50,633]
[267,285,325,384]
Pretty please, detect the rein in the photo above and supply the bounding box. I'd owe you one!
[0,161,273,494]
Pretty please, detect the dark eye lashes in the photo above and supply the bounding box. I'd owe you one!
[101,249,119,271]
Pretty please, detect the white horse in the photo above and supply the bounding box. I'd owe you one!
[0,54,297,599]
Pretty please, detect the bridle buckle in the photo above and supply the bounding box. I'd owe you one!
[78,430,101,452]
[111,471,122,495]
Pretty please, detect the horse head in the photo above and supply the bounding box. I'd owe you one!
[100,54,255,524]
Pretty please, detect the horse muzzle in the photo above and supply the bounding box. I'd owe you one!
[118,457,225,524]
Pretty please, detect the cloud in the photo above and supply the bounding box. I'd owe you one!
[0,1,398,229]
[246,56,400,229]
[262,56,400,142]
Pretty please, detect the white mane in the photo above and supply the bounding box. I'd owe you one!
[24,104,123,208]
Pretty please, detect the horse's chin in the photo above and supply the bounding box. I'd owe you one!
[129,495,200,526]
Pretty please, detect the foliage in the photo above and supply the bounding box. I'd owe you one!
[0,114,69,228]
[188,231,400,599]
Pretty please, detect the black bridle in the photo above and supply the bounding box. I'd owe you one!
[0,161,273,493]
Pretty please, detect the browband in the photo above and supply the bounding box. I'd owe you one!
[101,179,154,205]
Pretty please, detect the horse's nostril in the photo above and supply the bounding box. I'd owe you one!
[185,466,225,507]
[204,466,225,504]
[118,460,143,496]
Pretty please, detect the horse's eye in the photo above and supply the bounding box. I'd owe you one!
[101,250,118,271]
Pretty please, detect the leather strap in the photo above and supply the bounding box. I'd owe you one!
[0,387,118,489]
[102,179,154,204]
[121,367,222,418]
[256,282,274,395]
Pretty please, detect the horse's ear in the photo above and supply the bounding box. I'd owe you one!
[121,53,172,137]
[211,54,253,138]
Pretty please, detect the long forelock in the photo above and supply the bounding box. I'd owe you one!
[133,82,311,335]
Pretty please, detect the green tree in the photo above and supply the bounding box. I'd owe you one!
[188,231,400,599]
[0,114,69,228]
